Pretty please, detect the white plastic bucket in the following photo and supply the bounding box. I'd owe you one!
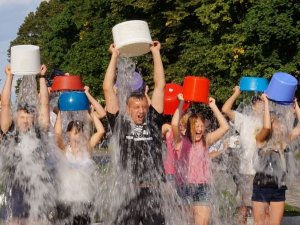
[112,20,152,57]
[11,45,41,75]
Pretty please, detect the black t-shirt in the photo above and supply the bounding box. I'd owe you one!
[107,105,165,184]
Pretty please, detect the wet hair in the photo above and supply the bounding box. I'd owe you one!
[180,112,190,127]
[251,95,262,105]
[126,91,147,105]
[67,120,84,133]
[186,112,206,144]
[17,103,36,114]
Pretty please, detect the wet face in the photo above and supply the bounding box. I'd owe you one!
[68,128,84,146]
[16,110,34,133]
[194,118,205,142]
[252,100,264,115]
[126,97,148,125]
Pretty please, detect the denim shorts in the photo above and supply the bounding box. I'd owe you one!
[176,184,211,205]
[252,186,286,202]
[11,185,30,218]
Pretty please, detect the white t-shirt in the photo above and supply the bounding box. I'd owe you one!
[234,111,262,175]
[58,146,96,203]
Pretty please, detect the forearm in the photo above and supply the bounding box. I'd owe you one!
[153,51,165,89]
[86,92,106,118]
[89,115,105,149]
[211,105,229,131]
[54,112,62,135]
[171,100,184,142]
[263,100,271,129]
[39,76,50,130]
[222,92,239,120]
[1,75,13,105]
[103,54,118,91]
[103,54,119,113]
[256,99,270,143]
[1,75,13,132]
[151,50,165,113]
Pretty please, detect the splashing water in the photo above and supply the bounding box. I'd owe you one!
[0,75,59,225]
[96,57,191,225]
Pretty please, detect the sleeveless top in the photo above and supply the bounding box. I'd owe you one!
[175,137,211,184]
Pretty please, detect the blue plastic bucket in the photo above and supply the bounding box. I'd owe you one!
[240,76,269,92]
[264,72,298,103]
[58,92,89,111]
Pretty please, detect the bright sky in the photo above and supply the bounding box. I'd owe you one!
[0,0,44,91]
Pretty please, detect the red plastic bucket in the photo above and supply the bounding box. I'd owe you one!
[51,75,84,92]
[164,83,189,115]
[183,76,210,103]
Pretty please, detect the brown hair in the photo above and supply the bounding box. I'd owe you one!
[186,113,206,144]
[67,120,84,133]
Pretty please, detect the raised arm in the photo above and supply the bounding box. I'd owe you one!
[290,98,300,141]
[255,94,271,145]
[206,97,230,147]
[54,111,65,150]
[144,85,151,105]
[88,106,105,150]
[162,123,171,138]
[149,41,165,113]
[84,86,106,119]
[39,64,50,131]
[221,86,241,121]
[103,44,119,114]
[171,94,185,144]
[1,65,13,132]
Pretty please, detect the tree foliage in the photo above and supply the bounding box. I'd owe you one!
[9,0,300,103]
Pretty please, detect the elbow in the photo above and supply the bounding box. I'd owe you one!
[222,124,230,135]
[221,106,229,114]
[155,81,166,90]
[103,84,111,92]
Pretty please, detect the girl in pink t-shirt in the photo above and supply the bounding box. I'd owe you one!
[162,113,189,183]
[172,94,229,225]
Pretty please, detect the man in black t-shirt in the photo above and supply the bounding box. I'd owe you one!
[103,41,166,225]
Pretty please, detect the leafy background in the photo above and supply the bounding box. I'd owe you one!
[8,0,300,104]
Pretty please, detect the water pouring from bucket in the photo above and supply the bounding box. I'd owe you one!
[100,41,192,225]
[112,20,152,57]
[264,72,298,105]
[0,64,59,224]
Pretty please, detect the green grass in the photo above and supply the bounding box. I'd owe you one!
[284,203,300,216]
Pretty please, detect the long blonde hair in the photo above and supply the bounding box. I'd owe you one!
[186,113,206,145]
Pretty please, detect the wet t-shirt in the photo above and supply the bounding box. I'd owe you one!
[253,147,289,189]
[107,105,165,184]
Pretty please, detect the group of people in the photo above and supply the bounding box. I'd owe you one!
[0,40,299,225]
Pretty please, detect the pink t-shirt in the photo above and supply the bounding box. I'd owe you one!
[164,130,176,175]
[175,136,211,184]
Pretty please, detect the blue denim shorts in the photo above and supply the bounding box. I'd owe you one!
[176,184,211,205]
[252,186,286,202]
